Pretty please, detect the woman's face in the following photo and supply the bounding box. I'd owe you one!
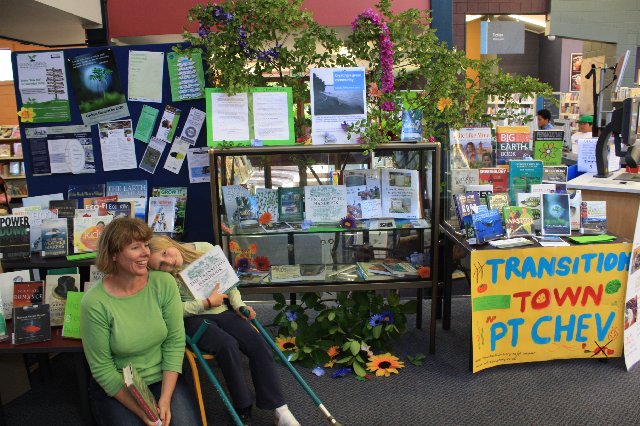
[148,246,184,272]
[114,239,150,277]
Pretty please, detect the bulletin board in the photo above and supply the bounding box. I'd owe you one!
[11,43,214,242]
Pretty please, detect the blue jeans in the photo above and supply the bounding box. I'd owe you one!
[89,376,201,426]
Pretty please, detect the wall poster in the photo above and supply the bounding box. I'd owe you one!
[570,53,583,93]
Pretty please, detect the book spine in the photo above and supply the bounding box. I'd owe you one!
[127,385,160,423]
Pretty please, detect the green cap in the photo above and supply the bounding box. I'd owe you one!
[577,115,593,124]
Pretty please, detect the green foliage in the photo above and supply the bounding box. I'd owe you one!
[406,353,426,366]
[273,290,411,372]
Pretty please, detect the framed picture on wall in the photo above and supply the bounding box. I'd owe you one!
[570,53,583,92]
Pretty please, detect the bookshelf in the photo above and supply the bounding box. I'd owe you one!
[486,93,537,133]
[558,92,580,131]
[0,125,28,202]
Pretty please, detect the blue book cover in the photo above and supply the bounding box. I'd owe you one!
[68,184,105,201]
[541,193,571,236]
[508,160,543,202]
[41,218,68,257]
[453,192,481,229]
[472,209,504,243]
[106,180,148,220]
[105,201,133,219]
[400,110,422,142]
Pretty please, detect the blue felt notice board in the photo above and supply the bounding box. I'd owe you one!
[11,43,214,242]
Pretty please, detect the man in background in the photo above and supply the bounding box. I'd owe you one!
[571,115,594,153]
[537,109,554,130]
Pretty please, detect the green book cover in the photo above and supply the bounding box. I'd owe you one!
[508,160,543,202]
[533,130,564,166]
[123,363,161,423]
[0,292,7,341]
[61,291,84,339]
[503,206,534,238]
[278,187,304,222]
[47,267,80,275]
[166,50,206,102]
[152,186,188,236]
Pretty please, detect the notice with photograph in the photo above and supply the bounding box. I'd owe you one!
[380,169,420,218]
[127,50,164,103]
[187,147,210,183]
[344,169,382,219]
[67,49,129,125]
[166,50,206,102]
[16,51,71,123]
[178,108,205,145]
[310,67,366,145]
[139,137,166,174]
[155,105,181,143]
[98,120,137,171]
[163,137,190,174]
[304,185,347,223]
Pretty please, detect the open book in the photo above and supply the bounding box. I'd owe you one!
[123,363,162,426]
[178,245,239,299]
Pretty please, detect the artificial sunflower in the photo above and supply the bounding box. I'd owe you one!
[17,107,36,123]
[436,97,453,112]
[275,336,298,352]
[366,353,405,377]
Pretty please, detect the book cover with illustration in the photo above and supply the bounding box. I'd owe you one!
[0,270,33,319]
[25,208,59,253]
[450,169,480,196]
[496,126,530,165]
[382,262,418,277]
[568,190,582,231]
[453,192,481,229]
[62,291,84,339]
[255,188,279,223]
[123,363,161,424]
[147,197,177,234]
[503,206,535,238]
[516,193,542,228]
[533,130,564,166]
[471,209,504,244]
[152,186,188,236]
[542,165,568,183]
[178,245,239,298]
[270,265,302,283]
[580,201,607,235]
[41,218,68,257]
[260,222,294,233]
[540,193,571,236]
[449,127,492,169]
[67,183,105,202]
[44,274,80,326]
[222,185,251,223]
[13,281,44,309]
[73,216,113,253]
[106,180,148,220]
[83,195,118,216]
[355,262,394,280]
[487,193,510,213]
[400,109,422,142]
[344,169,382,219]
[278,187,304,222]
[508,160,543,202]
[49,199,77,218]
[0,215,30,260]
[380,169,421,219]
[304,185,347,223]
[13,304,51,345]
[478,167,509,193]
[105,201,133,219]
[464,184,493,206]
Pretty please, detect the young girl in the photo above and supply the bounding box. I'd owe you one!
[147,236,299,426]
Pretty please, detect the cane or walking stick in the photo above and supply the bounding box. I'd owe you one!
[187,321,244,426]
[239,307,342,426]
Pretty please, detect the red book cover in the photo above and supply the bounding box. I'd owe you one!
[479,168,509,193]
[83,195,118,216]
[12,281,44,309]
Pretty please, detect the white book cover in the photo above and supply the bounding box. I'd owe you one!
[304,185,347,223]
[221,185,250,223]
[147,197,177,234]
[450,169,480,195]
[89,265,105,282]
[530,183,556,194]
[74,208,98,218]
[270,265,302,283]
[255,188,279,222]
[380,169,421,219]
[568,190,582,231]
[178,245,239,298]
[25,208,59,253]
[344,169,382,219]
[44,274,80,326]
[0,270,32,319]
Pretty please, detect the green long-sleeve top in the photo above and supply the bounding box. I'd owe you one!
[178,242,246,317]
[80,271,185,397]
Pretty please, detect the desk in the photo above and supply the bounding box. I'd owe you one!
[0,323,92,425]
[567,169,640,240]
[439,221,631,372]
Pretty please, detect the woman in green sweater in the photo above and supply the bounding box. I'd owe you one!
[80,218,199,426]
[148,236,300,426]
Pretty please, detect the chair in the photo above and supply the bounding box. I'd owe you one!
[185,347,215,426]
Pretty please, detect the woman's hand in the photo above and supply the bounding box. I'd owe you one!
[236,305,256,320]
[158,394,172,426]
[203,283,228,309]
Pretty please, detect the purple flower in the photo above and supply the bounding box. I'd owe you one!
[312,366,325,377]
[380,310,395,324]
[428,136,436,142]
[352,9,394,95]
[341,121,349,132]
[380,101,395,111]
[197,24,210,37]
[369,313,384,327]
[331,367,351,378]
[236,257,250,272]
[340,215,357,229]
[285,310,298,322]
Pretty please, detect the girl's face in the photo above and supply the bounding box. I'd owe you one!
[148,246,184,272]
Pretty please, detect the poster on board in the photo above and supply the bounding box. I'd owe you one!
[570,53,582,93]
[470,243,630,373]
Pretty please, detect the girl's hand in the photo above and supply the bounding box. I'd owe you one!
[158,395,172,426]
[236,305,256,320]
[205,283,228,308]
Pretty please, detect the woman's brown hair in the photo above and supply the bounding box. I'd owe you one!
[95,217,153,275]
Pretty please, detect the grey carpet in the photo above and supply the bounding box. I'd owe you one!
[5,297,640,425]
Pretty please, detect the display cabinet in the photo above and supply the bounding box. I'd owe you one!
[208,142,441,352]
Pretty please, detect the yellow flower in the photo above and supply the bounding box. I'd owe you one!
[366,353,405,377]
[324,359,336,368]
[17,107,36,123]
[436,97,453,112]
[327,345,340,358]
[275,336,298,352]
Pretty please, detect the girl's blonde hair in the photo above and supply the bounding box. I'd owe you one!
[96,218,153,275]
[148,235,206,274]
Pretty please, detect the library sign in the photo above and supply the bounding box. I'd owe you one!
[471,243,630,372]
[480,21,525,54]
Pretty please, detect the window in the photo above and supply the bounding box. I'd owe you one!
[0,50,13,81]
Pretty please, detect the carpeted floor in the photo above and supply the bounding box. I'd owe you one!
[4,296,640,425]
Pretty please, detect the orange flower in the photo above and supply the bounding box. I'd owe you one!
[258,212,272,225]
[368,83,381,98]
[436,97,452,112]
[366,353,405,377]
[17,107,36,123]
[327,345,340,358]
[275,336,298,352]
[417,266,431,279]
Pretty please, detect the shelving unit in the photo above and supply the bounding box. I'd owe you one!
[558,92,580,131]
[0,126,27,202]
[486,93,537,133]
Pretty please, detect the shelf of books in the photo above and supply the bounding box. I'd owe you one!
[558,92,580,131]
[486,94,537,133]
[0,125,28,201]
[209,143,440,293]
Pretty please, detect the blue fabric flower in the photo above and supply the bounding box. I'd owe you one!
[369,313,384,327]
[312,366,325,377]
[380,310,395,324]
[331,367,351,378]
[285,310,298,322]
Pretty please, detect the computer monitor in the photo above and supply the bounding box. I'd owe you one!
[595,97,640,176]
[622,97,640,148]
[553,119,572,151]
